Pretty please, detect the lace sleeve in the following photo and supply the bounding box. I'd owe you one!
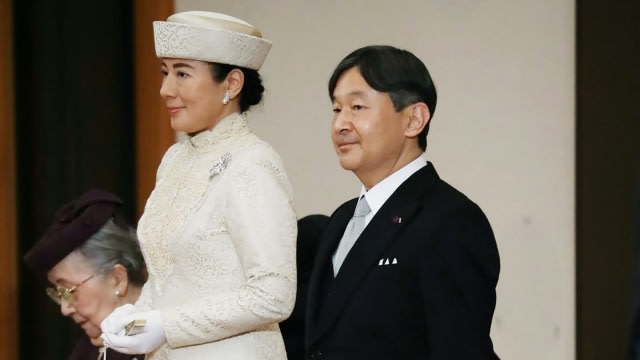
[161,143,297,348]
[136,143,180,311]
[155,143,180,185]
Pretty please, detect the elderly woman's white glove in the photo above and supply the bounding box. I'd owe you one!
[101,304,167,354]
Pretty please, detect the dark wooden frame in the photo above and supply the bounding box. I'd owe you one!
[0,0,17,358]
[134,0,175,217]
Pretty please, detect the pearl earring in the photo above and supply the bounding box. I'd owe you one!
[222,91,230,105]
[115,290,121,297]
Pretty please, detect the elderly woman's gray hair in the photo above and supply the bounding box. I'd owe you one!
[76,219,147,286]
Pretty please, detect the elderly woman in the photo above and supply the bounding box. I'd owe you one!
[24,189,147,360]
[100,10,297,360]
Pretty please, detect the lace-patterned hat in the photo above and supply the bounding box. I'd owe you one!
[153,11,272,70]
[23,189,128,274]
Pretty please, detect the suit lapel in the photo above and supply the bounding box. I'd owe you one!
[307,200,355,326]
[307,163,441,344]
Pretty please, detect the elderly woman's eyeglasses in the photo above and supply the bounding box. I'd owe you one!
[46,272,101,305]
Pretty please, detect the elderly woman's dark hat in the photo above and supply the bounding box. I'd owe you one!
[23,189,128,274]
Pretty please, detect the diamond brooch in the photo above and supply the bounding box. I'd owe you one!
[209,152,232,180]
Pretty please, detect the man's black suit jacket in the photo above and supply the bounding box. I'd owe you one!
[306,163,500,359]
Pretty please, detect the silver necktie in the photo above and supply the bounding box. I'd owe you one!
[333,196,371,276]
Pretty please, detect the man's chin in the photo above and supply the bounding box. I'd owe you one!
[338,159,357,171]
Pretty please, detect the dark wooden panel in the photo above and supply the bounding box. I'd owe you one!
[134,0,174,218]
[14,1,136,358]
[0,0,17,358]
[576,0,640,358]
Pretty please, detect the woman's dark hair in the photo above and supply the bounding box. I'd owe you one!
[209,62,265,113]
[328,45,437,151]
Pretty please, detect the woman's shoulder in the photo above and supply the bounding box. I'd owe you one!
[235,137,286,166]
[160,141,184,160]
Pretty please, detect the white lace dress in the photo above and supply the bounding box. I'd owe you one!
[136,113,297,359]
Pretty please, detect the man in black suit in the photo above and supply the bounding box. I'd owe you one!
[281,214,330,360]
[305,45,500,359]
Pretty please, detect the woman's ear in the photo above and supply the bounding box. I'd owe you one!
[225,68,245,100]
[405,102,430,138]
[110,264,130,297]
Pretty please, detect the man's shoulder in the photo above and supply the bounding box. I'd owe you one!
[406,164,486,216]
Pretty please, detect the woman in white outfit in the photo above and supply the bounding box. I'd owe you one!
[100,11,297,360]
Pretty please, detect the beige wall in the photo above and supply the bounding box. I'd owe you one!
[175,1,576,358]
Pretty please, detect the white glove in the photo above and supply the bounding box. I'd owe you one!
[101,305,166,354]
[101,304,138,334]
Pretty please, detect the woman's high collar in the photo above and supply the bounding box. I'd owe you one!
[187,112,251,152]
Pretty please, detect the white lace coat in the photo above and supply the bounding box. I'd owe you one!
[136,113,297,359]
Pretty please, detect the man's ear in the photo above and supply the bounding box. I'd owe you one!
[225,68,245,100]
[405,102,430,137]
